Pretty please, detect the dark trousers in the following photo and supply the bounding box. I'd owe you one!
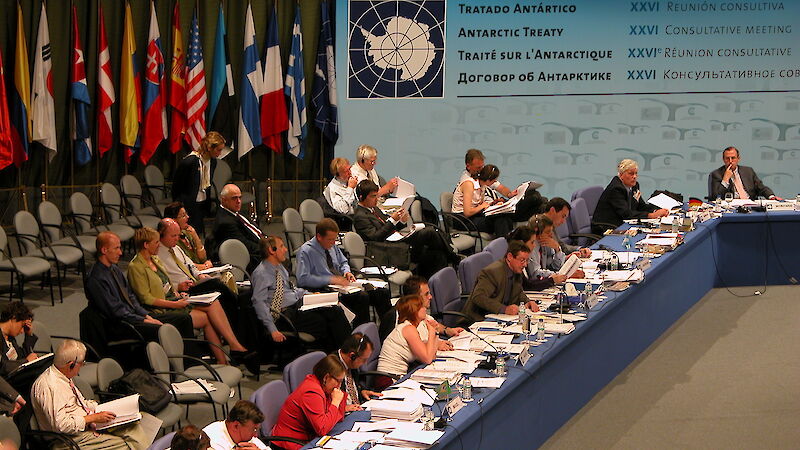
[512,187,546,222]
[459,212,515,237]
[340,288,391,327]
[406,226,456,279]
[133,312,194,342]
[282,304,353,353]
[185,199,210,237]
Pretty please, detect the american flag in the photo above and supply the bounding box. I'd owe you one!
[185,7,207,151]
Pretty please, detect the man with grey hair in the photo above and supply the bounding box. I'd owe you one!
[31,340,148,449]
[211,184,262,271]
[591,159,668,235]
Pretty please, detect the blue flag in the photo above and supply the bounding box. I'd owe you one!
[237,2,263,159]
[312,1,338,144]
[71,6,92,166]
[284,4,307,159]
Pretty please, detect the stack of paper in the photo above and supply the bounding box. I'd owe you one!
[543,322,575,335]
[95,394,142,430]
[383,429,445,448]
[637,233,680,247]
[469,377,506,388]
[380,387,434,406]
[171,378,217,395]
[436,350,487,364]
[299,292,339,311]
[361,399,424,421]
[328,284,362,294]
[187,292,220,305]
[322,431,386,449]
[197,264,233,275]
[409,368,461,386]
[429,359,477,374]
[360,266,399,276]
[601,269,644,282]
[484,313,519,322]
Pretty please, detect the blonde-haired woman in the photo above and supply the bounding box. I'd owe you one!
[172,131,226,235]
[127,227,251,365]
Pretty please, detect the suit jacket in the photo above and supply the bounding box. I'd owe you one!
[171,154,217,204]
[211,207,262,271]
[463,260,527,323]
[127,253,180,309]
[708,165,774,200]
[0,332,37,377]
[592,177,657,232]
[353,205,403,241]
[0,376,19,415]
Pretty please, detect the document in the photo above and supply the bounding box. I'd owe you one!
[197,264,232,275]
[187,292,220,305]
[299,292,340,311]
[485,313,519,322]
[383,178,416,207]
[648,193,682,210]
[360,266,398,275]
[385,429,444,446]
[484,181,538,216]
[436,351,487,364]
[95,394,142,430]
[380,387,434,406]
[171,379,217,395]
[469,377,506,388]
[557,254,581,278]
[354,279,389,290]
[387,223,425,242]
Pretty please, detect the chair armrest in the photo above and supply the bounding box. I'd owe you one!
[22,430,81,450]
[164,352,225,382]
[179,337,233,364]
[440,311,474,327]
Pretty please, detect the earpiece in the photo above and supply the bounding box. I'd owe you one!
[69,357,77,370]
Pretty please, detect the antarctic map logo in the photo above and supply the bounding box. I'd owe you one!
[348,0,445,99]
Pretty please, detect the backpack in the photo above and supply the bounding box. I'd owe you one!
[108,368,171,414]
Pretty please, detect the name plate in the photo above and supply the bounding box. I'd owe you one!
[635,258,651,271]
[584,293,600,310]
[766,202,795,211]
[446,396,465,418]
[518,345,531,366]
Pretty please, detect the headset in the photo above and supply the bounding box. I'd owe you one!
[69,356,78,370]
[356,181,378,202]
[530,215,543,235]
[350,334,367,361]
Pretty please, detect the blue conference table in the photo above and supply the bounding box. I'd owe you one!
[308,211,800,450]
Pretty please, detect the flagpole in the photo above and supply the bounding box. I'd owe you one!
[95,0,101,191]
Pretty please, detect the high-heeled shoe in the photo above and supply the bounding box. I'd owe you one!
[231,350,260,375]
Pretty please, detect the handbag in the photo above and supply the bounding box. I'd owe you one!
[108,368,171,414]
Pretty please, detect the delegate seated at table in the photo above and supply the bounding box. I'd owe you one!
[708,146,778,201]
[591,159,668,235]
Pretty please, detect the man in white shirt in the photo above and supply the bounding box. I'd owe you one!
[31,340,148,449]
[323,157,358,215]
[203,399,268,449]
[351,145,398,200]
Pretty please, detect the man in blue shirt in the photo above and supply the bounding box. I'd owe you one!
[85,232,193,342]
[251,235,351,353]
[296,218,391,326]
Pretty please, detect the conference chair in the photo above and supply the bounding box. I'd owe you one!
[341,231,411,294]
[26,415,81,450]
[69,191,135,244]
[299,198,324,237]
[571,185,604,219]
[248,380,305,447]
[282,207,306,258]
[218,239,251,283]
[147,431,177,450]
[143,165,171,213]
[32,320,101,389]
[38,200,98,256]
[96,357,183,431]
[439,192,489,252]
[0,225,54,304]
[212,159,256,213]
[145,341,231,421]
[157,324,243,397]
[568,198,604,247]
[352,322,380,372]
[119,176,163,228]
[283,351,326,392]
[483,237,508,260]
[13,210,85,299]
[100,182,157,229]
[427,267,461,318]
[458,252,494,295]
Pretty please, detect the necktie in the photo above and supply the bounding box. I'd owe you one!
[271,270,284,320]
[371,208,385,224]
[110,267,135,307]
[237,213,263,238]
[169,248,196,282]
[733,171,749,200]
[70,380,96,431]
[345,371,359,406]
[326,249,341,276]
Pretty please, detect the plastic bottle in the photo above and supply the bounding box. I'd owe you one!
[537,317,545,341]
[462,376,472,402]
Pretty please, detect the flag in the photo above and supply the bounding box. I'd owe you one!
[208,2,236,156]
[311,1,338,144]
[96,2,114,157]
[120,1,140,162]
[237,2,263,160]
[284,4,307,159]
[31,1,57,161]
[260,2,288,153]
[70,5,92,167]
[9,2,30,168]
[185,5,207,151]
[140,0,167,164]
[168,1,186,153]
[0,48,14,171]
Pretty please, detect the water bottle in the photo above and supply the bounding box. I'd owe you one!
[609,252,619,271]
[671,213,680,233]
[584,282,593,298]
[795,194,800,211]
[537,317,545,341]
[622,235,631,250]
[518,302,527,328]
[714,198,722,213]
[495,356,506,377]
[462,376,472,402]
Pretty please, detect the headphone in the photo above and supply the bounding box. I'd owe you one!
[350,334,367,361]
[530,216,543,235]
[356,182,377,202]
[69,356,78,370]
[266,236,278,252]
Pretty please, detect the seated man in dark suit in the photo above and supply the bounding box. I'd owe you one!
[591,159,669,235]
[353,180,456,279]
[708,146,779,200]
[296,218,391,327]
[211,183,262,271]
[463,241,540,324]
[85,232,194,342]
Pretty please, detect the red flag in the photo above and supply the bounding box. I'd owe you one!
[96,3,115,156]
[168,1,186,153]
[140,1,167,164]
[0,48,14,170]
[184,5,207,151]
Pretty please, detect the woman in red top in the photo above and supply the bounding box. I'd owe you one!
[272,354,348,449]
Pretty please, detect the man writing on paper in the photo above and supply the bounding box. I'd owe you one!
[708,146,778,201]
[463,241,540,323]
[592,159,669,235]
[353,180,456,279]
[252,235,351,353]
[296,219,391,326]
[335,333,383,412]
[31,340,148,449]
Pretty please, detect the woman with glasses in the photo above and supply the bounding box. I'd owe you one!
[271,355,349,449]
[164,201,212,268]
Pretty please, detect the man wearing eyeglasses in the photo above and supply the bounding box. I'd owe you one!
[31,340,148,449]
[203,399,268,449]
[335,333,383,412]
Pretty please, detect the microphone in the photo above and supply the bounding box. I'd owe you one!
[463,326,505,371]
[419,384,447,429]
[597,244,626,270]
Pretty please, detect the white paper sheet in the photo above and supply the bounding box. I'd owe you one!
[648,193,682,210]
